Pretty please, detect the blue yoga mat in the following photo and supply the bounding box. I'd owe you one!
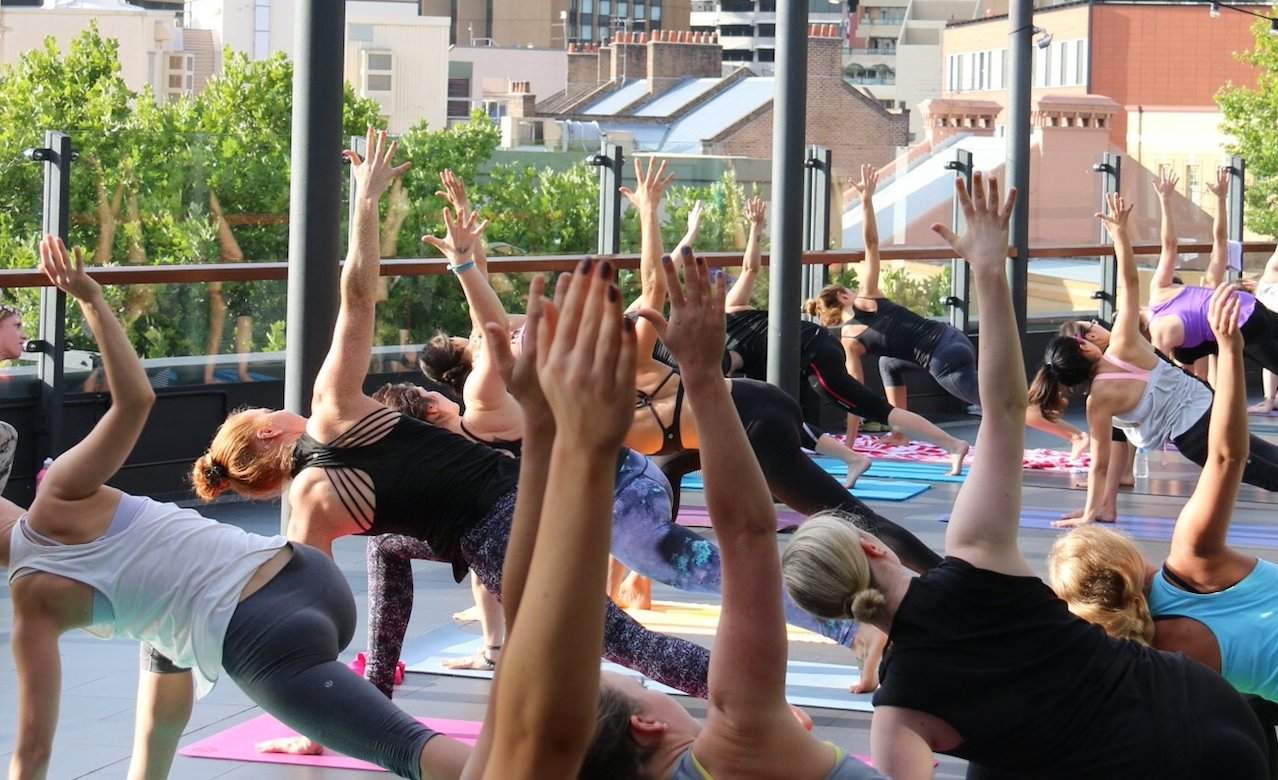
[402,623,875,713]
[809,456,968,484]
[681,472,929,501]
[938,509,1278,550]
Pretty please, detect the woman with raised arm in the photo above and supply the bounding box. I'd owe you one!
[577,240,885,780]
[6,236,471,780]
[780,174,1269,780]
[808,165,979,412]
[1051,283,1278,709]
[1147,168,1278,372]
[623,158,943,574]
[719,194,970,477]
[1029,194,1278,527]
[196,132,712,702]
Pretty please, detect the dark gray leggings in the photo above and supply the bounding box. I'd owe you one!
[879,328,980,407]
[150,544,436,779]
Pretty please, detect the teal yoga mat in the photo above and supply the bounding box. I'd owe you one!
[401,623,875,713]
[938,509,1278,551]
[681,471,930,501]
[811,456,968,484]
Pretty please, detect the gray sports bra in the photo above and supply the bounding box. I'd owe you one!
[670,743,884,779]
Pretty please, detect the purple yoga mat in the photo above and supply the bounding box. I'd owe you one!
[179,713,480,771]
[940,509,1278,550]
[676,505,805,530]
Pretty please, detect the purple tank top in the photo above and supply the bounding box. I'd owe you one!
[1149,286,1256,348]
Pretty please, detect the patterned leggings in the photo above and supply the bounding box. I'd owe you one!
[365,490,710,699]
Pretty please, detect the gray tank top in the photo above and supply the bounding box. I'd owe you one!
[1102,355,1212,449]
[9,493,286,697]
[670,743,884,779]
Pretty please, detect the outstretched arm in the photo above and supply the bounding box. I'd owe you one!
[725,197,765,310]
[1205,167,1230,288]
[671,199,703,263]
[480,260,636,780]
[620,158,674,365]
[436,169,490,275]
[1168,284,1248,565]
[851,165,883,298]
[34,236,155,504]
[1101,194,1146,353]
[639,257,792,727]
[1151,171,1180,292]
[933,174,1032,576]
[311,129,411,414]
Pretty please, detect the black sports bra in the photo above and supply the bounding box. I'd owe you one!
[459,419,522,459]
[635,368,686,457]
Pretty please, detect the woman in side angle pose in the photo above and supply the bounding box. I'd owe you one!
[720,193,969,477]
[1030,194,1278,527]
[196,132,711,701]
[6,235,471,780]
[1147,168,1278,373]
[1050,284,1278,711]
[575,235,885,780]
[781,173,1269,780]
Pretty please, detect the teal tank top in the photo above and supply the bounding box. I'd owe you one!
[1149,558,1278,701]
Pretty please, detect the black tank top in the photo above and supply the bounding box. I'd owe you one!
[849,298,945,368]
[292,409,519,577]
[874,557,1213,778]
[724,310,827,379]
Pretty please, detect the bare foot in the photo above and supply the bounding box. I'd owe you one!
[616,573,653,610]
[843,454,872,488]
[1052,511,1117,528]
[881,431,909,447]
[850,624,886,694]
[451,605,482,624]
[1248,401,1276,416]
[947,441,970,476]
[257,736,323,755]
[442,649,498,671]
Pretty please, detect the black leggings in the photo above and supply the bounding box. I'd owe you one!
[1243,302,1278,374]
[659,379,941,573]
[1172,409,1278,492]
[220,544,436,780]
[802,332,894,426]
[879,329,980,407]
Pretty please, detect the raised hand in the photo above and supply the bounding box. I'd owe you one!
[423,207,490,266]
[1205,166,1230,199]
[847,163,879,201]
[618,157,673,212]
[436,169,471,212]
[637,251,728,379]
[1207,282,1243,349]
[484,275,552,416]
[930,172,1016,273]
[535,259,636,452]
[686,200,705,239]
[1095,192,1134,240]
[744,196,766,226]
[345,127,411,202]
[39,235,100,302]
[1152,170,1179,199]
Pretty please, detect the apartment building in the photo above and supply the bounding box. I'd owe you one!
[420,0,690,48]
[689,0,849,74]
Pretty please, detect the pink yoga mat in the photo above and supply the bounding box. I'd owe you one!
[676,504,804,530]
[179,713,480,771]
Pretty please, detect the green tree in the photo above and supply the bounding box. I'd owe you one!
[1217,16,1278,237]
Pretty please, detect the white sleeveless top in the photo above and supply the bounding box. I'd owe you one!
[1102,355,1212,449]
[9,494,286,697]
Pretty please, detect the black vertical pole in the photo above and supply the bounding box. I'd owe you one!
[1228,155,1245,281]
[1006,0,1032,335]
[283,0,345,529]
[29,132,72,463]
[802,145,832,306]
[945,149,974,333]
[1092,153,1121,324]
[593,142,624,255]
[767,0,808,398]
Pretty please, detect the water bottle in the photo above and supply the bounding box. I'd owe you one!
[35,457,53,488]
[1133,447,1150,480]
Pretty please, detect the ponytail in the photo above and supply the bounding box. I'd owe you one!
[1047,525,1156,645]
[806,285,846,328]
[1028,365,1068,422]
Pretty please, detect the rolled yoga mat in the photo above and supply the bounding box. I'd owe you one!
[938,509,1278,550]
[401,623,875,713]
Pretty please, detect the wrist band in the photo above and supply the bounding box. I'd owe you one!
[449,260,477,274]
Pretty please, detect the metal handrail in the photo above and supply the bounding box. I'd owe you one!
[0,242,1274,288]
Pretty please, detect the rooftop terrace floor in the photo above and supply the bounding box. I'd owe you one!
[4,412,1278,779]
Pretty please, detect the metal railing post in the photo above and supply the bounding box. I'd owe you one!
[591,142,624,255]
[1006,0,1033,335]
[802,145,832,306]
[1092,152,1122,323]
[1228,155,1245,281]
[945,149,974,333]
[24,131,72,462]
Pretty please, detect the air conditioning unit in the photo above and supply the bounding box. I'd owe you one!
[360,48,395,112]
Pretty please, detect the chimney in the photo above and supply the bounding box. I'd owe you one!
[566,44,600,97]
[506,80,537,118]
[647,29,723,95]
[595,42,613,85]
[806,22,843,77]
[1032,94,1120,153]
[610,30,648,82]
[918,98,1001,147]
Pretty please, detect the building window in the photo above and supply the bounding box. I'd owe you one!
[1056,40,1069,86]
[758,47,775,61]
[976,51,987,91]
[447,77,470,118]
[959,52,972,91]
[1186,165,1202,206]
[720,24,753,36]
[617,1,628,18]
[757,23,775,36]
[1075,39,1087,86]
[650,0,661,20]
[723,0,754,10]
[582,0,593,11]
[253,0,270,59]
[991,48,1005,90]
[947,54,957,92]
[759,0,776,11]
[723,49,753,62]
[581,24,594,40]
[1033,45,1046,87]
[361,50,394,95]
[635,1,645,19]
[600,0,610,12]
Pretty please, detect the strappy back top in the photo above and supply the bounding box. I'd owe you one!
[635,368,686,457]
[849,297,946,368]
[1150,286,1256,349]
[292,407,519,575]
[1094,353,1212,449]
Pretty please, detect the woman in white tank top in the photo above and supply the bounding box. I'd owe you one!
[3,234,470,779]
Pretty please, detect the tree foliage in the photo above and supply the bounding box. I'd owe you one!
[1217,16,1278,237]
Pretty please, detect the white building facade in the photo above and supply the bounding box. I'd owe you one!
[688,0,848,75]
